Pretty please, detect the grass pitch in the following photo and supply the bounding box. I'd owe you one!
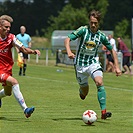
[0,63,132,133]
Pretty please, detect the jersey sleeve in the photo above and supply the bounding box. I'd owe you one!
[68,26,86,41]
[102,35,113,51]
[28,35,31,42]
[13,36,23,48]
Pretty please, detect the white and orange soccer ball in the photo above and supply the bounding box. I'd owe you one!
[82,110,97,125]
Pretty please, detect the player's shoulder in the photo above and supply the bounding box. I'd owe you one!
[97,30,106,37]
[8,33,15,39]
[25,33,30,37]
[78,25,88,31]
[16,33,21,37]
[98,30,108,40]
[74,25,88,34]
[24,33,31,40]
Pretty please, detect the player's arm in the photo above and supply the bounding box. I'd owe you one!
[13,37,40,56]
[103,36,121,76]
[64,26,85,59]
[110,49,121,76]
[28,36,32,48]
[64,37,75,59]
[19,46,40,56]
[28,42,32,48]
[15,46,20,53]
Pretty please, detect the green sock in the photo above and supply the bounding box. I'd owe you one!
[97,86,106,110]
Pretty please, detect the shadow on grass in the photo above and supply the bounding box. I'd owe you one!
[53,117,98,126]
[0,116,32,122]
[52,117,111,127]
[52,117,96,126]
[52,117,82,121]
[52,117,111,122]
[81,119,111,127]
[96,119,110,123]
[81,124,96,126]
[0,117,18,121]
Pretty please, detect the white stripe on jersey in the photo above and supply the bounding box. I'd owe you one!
[13,37,23,48]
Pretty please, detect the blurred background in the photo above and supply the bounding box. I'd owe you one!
[0,0,132,66]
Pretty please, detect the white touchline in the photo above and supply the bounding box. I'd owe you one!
[26,76,133,92]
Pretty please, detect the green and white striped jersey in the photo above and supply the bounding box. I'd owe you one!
[68,25,113,66]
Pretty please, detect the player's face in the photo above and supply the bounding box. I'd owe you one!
[20,27,26,34]
[0,20,11,38]
[89,16,99,33]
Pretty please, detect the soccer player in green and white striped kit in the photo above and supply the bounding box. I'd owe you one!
[64,10,121,119]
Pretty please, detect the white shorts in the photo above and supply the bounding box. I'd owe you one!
[75,63,103,86]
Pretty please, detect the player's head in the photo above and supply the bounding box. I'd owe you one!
[20,26,26,35]
[117,37,122,42]
[88,10,101,33]
[108,34,113,40]
[0,15,13,23]
[0,15,13,37]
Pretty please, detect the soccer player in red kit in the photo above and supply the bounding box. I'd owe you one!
[0,15,40,118]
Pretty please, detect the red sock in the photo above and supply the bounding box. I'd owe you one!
[101,109,106,114]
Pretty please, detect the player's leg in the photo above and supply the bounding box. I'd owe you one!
[126,56,133,75]
[123,65,129,74]
[0,73,11,107]
[0,88,6,107]
[19,67,22,76]
[107,55,115,72]
[92,70,112,119]
[129,66,133,75]
[6,76,34,118]
[5,77,28,110]
[75,66,89,100]
[23,54,28,76]
[79,84,89,100]
[123,57,129,74]
[23,63,27,76]
[106,54,112,72]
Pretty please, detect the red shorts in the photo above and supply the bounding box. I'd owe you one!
[0,73,10,86]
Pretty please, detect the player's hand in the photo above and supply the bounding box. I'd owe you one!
[34,50,41,56]
[115,67,122,76]
[68,52,76,59]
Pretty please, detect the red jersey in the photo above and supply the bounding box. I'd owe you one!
[118,40,131,57]
[0,33,23,75]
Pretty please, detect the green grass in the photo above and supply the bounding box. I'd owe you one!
[0,63,132,133]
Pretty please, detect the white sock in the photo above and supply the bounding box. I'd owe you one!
[0,89,6,99]
[12,84,27,111]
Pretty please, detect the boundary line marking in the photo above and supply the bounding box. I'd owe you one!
[26,76,133,92]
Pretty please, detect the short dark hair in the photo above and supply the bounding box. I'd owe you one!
[88,10,101,22]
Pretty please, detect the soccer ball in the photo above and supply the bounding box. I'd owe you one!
[82,110,97,125]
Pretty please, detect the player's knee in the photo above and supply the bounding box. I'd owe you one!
[95,80,103,87]
[12,79,19,85]
[92,71,103,86]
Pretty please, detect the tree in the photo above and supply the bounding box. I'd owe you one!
[68,0,108,14]
[45,0,109,39]
[62,0,109,26]
[0,0,67,36]
[0,0,132,38]
[104,0,133,37]
[114,19,129,39]
[44,4,88,38]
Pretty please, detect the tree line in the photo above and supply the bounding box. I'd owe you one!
[0,0,132,39]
